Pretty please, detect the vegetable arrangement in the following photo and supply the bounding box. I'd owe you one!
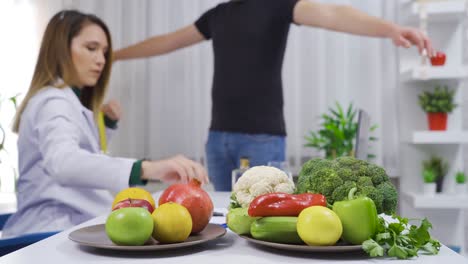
[227,158,440,260]
[295,157,398,214]
[248,193,327,217]
[230,166,295,209]
[332,187,377,245]
[363,216,441,259]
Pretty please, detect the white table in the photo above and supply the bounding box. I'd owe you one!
[1,192,467,264]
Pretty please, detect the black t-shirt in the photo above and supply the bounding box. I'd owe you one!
[195,0,299,136]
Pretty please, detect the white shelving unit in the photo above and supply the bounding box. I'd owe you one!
[401,66,468,80]
[402,191,468,208]
[412,131,468,144]
[401,0,467,21]
[398,0,468,255]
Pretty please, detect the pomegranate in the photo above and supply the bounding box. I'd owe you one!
[159,179,214,234]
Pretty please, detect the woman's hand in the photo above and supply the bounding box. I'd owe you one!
[101,100,122,121]
[141,155,210,184]
[390,26,434,57]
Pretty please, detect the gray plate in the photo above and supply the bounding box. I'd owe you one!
[68,223,226,251]
[240,235,363,253]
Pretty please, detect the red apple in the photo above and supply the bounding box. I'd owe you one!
[430,51,446,66]
[159,179,213,234]
[112,198,155,213]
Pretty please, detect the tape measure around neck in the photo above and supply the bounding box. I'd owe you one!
[97,111,107,153]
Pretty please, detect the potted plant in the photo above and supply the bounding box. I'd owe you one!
[304,102,377,160]
[422,169,436,196]
[422,156,448,193]
[455,171,466,196]
[418,85,457,131]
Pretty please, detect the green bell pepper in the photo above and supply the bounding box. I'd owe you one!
[332,187,378,245]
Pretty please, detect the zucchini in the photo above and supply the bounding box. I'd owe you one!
[250,216,304,244]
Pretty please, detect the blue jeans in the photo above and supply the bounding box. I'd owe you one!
[206,131,285,191]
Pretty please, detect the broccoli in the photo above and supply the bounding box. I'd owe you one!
[296,159,334,193]
[366,164,388,186]
[377,182,398,214]
[309,168,343,198]
[296,157,398,214]
[357,186,384,213]
[331,181,356,204]
[357,176,373,187]
[335,167,359,182]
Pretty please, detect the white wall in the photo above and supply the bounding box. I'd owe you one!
[2,0,401,177]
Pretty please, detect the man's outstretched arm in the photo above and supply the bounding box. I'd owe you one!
[114,25,205,61]
[293,0,434,56]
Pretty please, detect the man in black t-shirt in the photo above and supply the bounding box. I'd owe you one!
[115,0,433,191]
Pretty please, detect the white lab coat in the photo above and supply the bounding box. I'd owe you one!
[2,86,135,237]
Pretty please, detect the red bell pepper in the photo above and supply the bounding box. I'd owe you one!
[248,192,327,217]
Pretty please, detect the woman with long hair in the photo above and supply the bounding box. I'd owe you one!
[3,10,208,237]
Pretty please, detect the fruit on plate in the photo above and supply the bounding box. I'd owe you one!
[226,207,259,235]
[250,216,303,244]
[105,207,154,246]
[113,198,154,213]
[159,179,213,234]
[152,202,192,243]
[297,206,342,246]
[430,51,446,66]
[332,187,378,245]
[112,187,155,213]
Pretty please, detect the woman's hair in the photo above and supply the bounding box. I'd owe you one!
[13,10,113,132]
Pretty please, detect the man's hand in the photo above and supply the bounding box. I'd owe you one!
[389,26,434,57]
[101,100,122,121]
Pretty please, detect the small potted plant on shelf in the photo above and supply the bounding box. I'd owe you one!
[418,85,457,131]
[455,171,466,196]
[422,169,437,196]
[422,156,448,193]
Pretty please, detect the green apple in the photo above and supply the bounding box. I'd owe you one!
[226,207,259,235]
[105,207,154,246]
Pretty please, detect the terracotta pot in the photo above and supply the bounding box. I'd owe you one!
[427,112,447,131]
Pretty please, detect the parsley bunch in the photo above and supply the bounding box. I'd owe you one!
[363,215,441,259]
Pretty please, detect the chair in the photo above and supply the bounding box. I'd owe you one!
[0,213,59,256]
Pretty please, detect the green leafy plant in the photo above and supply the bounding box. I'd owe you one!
[422,169,436,183]
[455,171,465,184]
[422,156,448,192]
[418,85,457,113]
[304,102,377,160]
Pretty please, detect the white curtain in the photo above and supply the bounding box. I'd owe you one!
[7,0,400,176]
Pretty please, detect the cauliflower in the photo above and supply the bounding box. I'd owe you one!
[231,166,295,208]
